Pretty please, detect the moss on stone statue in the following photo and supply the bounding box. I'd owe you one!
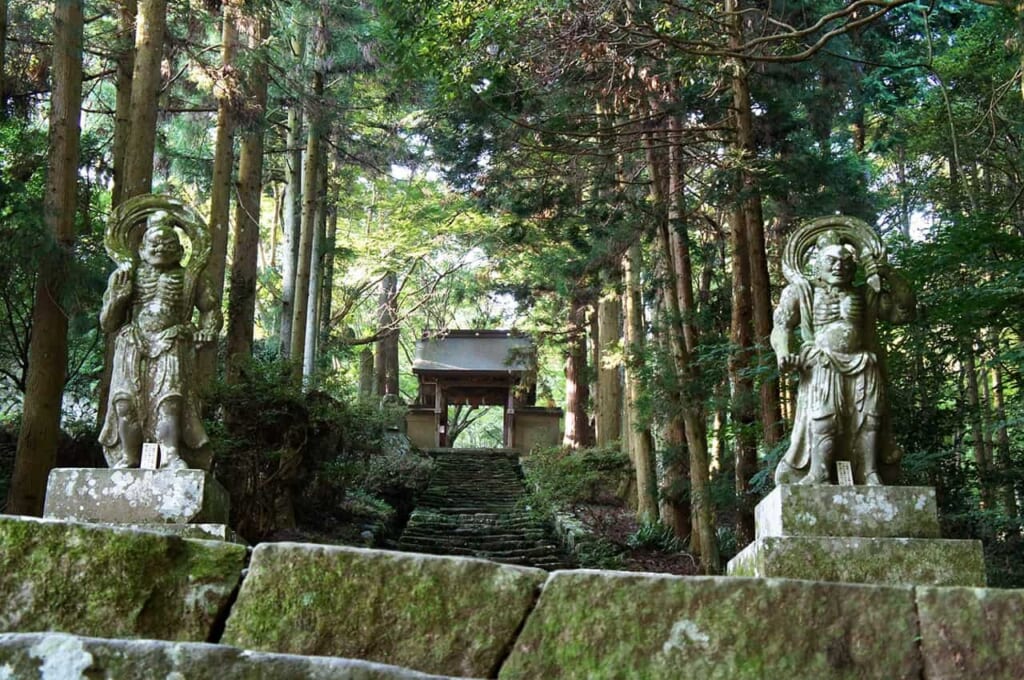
[0,516,246,641]
[499,571,922,680]
[222,542,547,677]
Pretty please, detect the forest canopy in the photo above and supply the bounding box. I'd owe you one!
[0,0,1022,581]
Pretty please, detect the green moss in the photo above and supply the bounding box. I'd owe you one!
[500,572,922,679]
[0,517,245,641]
[222,543,546,677]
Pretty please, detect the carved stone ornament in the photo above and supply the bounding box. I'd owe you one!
[772,215,916,486]
[98,194,222,471]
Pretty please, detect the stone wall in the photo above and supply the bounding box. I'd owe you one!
[2,515,1023,679]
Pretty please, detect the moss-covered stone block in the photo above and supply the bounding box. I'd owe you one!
[43,468,230,524]
[917,586,1024,679]
[0,633,448,679]
[727,535,985,586]
[500,571,921,679]
[0,516,246,641]
[756,485,940,539]
[222,543,547,678]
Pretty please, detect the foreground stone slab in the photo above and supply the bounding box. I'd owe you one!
[500,570,921,679]
[222,544,546,678]
[0,516,246,641]
[756,485,940,539]
[917,586,1024,679]
[0,633,450,680]
[43,468,230,524]
[728,535,985,586]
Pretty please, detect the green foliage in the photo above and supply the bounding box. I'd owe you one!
[521,444,631,515]
[627,522,685,553]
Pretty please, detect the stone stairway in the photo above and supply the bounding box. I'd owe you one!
[397,448,574,570]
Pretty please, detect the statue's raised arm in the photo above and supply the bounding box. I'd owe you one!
[98,194,221,471]
[773,216,916,486]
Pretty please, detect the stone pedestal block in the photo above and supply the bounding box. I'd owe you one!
[727,485,986,587]
[755,485,940,539]
[43,468,230,525]
[728,536,985,586]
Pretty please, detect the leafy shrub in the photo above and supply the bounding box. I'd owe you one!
[522,444,631,515]
[627,522,686,553]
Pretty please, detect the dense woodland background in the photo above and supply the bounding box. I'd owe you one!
[0,0,1022,582]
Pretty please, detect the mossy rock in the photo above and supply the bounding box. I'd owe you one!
[500,571,922,679]
[918,586,1024,679]
[0,633,447,679]
[222,543,547,677]
[0,516,246,641]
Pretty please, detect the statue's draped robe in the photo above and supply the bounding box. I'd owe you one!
[99,268,209,468]
[779,278,901,479]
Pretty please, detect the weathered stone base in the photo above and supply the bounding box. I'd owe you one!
[118,522,243,543]
[0,515,246,641]
[43,468,230,525]
[727,535,986,586]
[0,633,446,679]
[501,571,922,679]
[221,543,548,678]
[755,485,940,538]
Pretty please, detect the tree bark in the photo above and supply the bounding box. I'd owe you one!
[991,359,1018,518]
[302,153,328,381]
[0,0,7,117]
[110,0,137,207]
[358,347,374,401]
[563,295,593,449]
[623,240,658,523]
[278,103,303,358]
[122,0,166,199]
[289,21,325,373]
[198,0,240,384]
[8,0,83,515]
[964,348,995,510]
[374,271,399,397]
[224,11,268,384]
[595,281,622,447]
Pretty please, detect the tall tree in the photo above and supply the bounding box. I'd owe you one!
[7,0,84,514]
[122,0,166,199]
[199,0,242,383]
[225,9,269,383]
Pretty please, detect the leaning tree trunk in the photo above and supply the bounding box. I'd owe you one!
[224,11,268,384]
[623,240,658,524]
[198,0,240,384]
[7,0,84,515]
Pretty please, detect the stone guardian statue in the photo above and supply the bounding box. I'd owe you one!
[772,216,916,485]
[98,195,222,470]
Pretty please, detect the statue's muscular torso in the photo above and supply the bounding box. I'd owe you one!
[132,264,186,334]
[812,285,865,353]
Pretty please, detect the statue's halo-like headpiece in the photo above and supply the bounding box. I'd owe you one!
[105,194,211,277]
[782,215,885,285]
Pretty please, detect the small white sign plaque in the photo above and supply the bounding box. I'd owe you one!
[141,442,160,469]
[836,461,854,486]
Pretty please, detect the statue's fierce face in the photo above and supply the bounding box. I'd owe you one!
[815,244,855,286]
[141,223,184,268]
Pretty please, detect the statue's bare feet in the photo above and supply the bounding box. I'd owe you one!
[863,471,882,486]
[797,465,830,485]
[161,454,188,471]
